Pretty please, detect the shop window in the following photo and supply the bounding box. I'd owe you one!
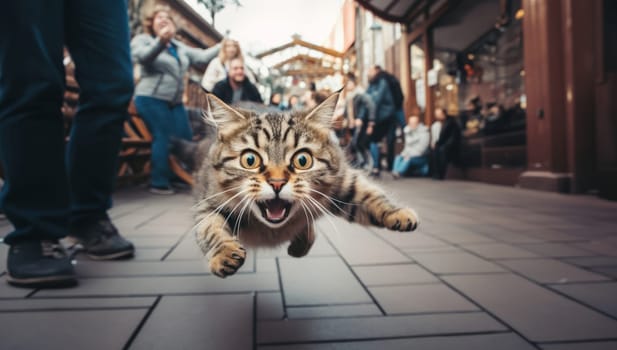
[431,0,526,137]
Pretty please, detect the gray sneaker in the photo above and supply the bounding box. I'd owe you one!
[69,219,134,260]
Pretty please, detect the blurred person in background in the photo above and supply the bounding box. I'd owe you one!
[432,107,461,180]
[131,5,219,195]
[344,73,375,169]
[211,56,263,104]
[201,38,255,92]
[366,65,396,177]
[392,114,429,178]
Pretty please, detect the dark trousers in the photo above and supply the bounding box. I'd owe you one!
[0,0,134,244]
[369,118,395,171]
[432,147,450,180]
[134,96,193,188]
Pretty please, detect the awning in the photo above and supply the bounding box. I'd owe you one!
[355,0,425,23]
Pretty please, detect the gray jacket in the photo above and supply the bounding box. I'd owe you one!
[401,123,430,158]
[131,34,219,104]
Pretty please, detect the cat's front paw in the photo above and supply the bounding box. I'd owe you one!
[384,208,418,232]
[209,240,246,278]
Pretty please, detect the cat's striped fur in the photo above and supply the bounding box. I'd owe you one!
[194,93,418,278]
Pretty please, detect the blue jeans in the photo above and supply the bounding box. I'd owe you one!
[393,155,429,176]
[133,96,193,188]
[0,0,133,244]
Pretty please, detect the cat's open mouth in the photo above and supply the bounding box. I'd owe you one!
[257,198,292,224]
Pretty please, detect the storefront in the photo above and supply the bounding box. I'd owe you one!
[357,0,617,199]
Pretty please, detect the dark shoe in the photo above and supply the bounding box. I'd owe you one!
[369,169,381,178]
[70,219,134,260]
[392,172,401,180]
[149,185,175,195]
[6,240,77,288]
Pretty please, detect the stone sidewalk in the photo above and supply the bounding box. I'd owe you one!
[1,179,617,350]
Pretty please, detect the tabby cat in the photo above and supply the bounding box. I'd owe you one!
[194,93,419,278]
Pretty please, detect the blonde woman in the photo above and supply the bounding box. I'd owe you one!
[201,38,256,92]
[131,6,219,194]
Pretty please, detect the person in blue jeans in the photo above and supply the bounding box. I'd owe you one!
[131,5,219,195]
[0,0,136,288]
[392,115,430,179]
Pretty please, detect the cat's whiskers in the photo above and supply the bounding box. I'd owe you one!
[303,195,341,237]
[199,188,251,223]
[299,199,316,239]
[306,188,354,217]
[222,192,253,232]
[193,185,244,209]
[231,195,254,240]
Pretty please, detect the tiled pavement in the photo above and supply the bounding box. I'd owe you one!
[1,179,617,350]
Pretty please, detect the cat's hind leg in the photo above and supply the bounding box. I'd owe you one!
[287,225,315,258]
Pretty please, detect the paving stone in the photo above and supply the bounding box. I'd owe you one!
[0,309,146,350]
[0,297,155,311]
[353,264,439,286]
[131,248,169,261]
[375,231,449,249]
[570,242,617,257]
[402,246,462,255]
[257,312,507,344]
[34,272,279,297]
[131,294,252,350]
[259,333,535,350]
[256,258,278,273]
[520,229,586,242]
[257,292,285,320]
[592,267,617,279]
[561,256,617,267]
[287,304,381,319]
[541,342,617,350]
[128,236,179,249]
[164,235,203,260]
[279,256,371,306]
[426,227,496,245]
[369,284,478,315]
[551,282,617,318]
[256,234,337,258]
[128,225,190,237]
[75,260,209,277]
[412,251,506,274]
[500,259,610,284]
[0,281,32,298]
[518,243,597,258]
[464,243,541,259]
[318,219,411,265]
[444,274,617,342]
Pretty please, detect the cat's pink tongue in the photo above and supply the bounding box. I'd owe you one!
[266,200,286,220]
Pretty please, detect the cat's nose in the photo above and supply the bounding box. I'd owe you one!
[268,178,287,194]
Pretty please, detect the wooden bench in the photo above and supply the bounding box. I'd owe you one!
[118,103,195,186]
[452,129,527,186]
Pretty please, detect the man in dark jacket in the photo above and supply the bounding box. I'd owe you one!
[366,65,396,177]
[211,57,263,104]
[432,108,461,180]
[344,73,375,168]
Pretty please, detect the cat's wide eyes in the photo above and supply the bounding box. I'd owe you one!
[240,151,261,169]
[292,151,313,170]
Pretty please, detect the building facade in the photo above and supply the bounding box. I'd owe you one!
[356,0,616,200]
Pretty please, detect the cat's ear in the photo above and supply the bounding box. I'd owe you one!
[204,94,247,140]
[304,92,340,129]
